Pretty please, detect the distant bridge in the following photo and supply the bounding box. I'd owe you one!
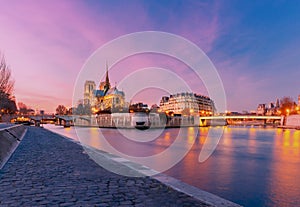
[55,115,75,122]
[199,115,282,126]
[55,115,94,127]
[199,115,282,120]
[55,115,91,122]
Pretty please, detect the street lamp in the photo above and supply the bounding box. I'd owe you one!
[40,110,44,127]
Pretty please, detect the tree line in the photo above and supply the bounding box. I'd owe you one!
[55,103,91,115]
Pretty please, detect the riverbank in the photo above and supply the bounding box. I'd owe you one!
[276,114,300,130]
[0,124,27,169]
[0,126,240,206]
[280,114,300,129]
[277,125,300,130]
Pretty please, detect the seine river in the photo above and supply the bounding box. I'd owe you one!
[45,124,300,207]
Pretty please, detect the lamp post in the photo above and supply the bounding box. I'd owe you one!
[40,110,44,128]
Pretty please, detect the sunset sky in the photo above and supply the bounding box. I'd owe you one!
[0,0,299,113]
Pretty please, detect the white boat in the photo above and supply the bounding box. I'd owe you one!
[131,112,150,130]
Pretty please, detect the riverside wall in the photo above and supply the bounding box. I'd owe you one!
[284,115,300,128]
[73,113,224,128]
[0,125,27,169]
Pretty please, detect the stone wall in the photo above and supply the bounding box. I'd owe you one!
[285,115,300,127]
[0,125,26,169]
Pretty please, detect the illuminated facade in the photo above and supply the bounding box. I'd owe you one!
[257,104,266,115]
[84,81,96,105]
[159,92,215,116]
[93,65,126,113]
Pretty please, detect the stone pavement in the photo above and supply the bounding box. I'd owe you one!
[0,123,13,129]
[0,127,210,207]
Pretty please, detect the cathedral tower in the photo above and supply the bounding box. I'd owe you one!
[104,62,110,90]
[99,62,111,91]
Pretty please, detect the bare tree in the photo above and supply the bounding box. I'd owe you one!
[56,105,67,115]
[0,53,16,114]
[279,96,296,115]
[18,102,32,115]
[0,54,14,96]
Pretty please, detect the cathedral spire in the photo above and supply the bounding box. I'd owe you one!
[104,61,110,90]
[105,61,109,84]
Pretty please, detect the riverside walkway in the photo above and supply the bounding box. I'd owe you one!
[0,123,13,129]
[0,127,210,207]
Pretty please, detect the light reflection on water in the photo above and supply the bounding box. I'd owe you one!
[267,129,300,207]
[45,124,300,207]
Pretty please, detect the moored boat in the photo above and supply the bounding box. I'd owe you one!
[131,112,150,130]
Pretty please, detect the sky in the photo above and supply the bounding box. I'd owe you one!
[0,0,299,113]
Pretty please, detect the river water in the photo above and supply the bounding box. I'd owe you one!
[45,124,300,207]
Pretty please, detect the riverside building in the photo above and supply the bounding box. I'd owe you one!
[159,92,215,116]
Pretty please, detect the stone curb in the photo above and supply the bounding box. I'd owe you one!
[0,125,27,169]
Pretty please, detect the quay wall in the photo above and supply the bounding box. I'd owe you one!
[285,115,300,128]
[66,114,280,128]
[73,113,208,128]
[0,125,27,169]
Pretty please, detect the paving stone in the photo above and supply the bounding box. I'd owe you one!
[0,127,211,207]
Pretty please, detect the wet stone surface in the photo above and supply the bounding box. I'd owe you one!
[0,127,210,207]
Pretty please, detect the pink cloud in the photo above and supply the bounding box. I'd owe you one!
[0,1,117,112]
[2,1,287,113]
[0,1,159,113]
